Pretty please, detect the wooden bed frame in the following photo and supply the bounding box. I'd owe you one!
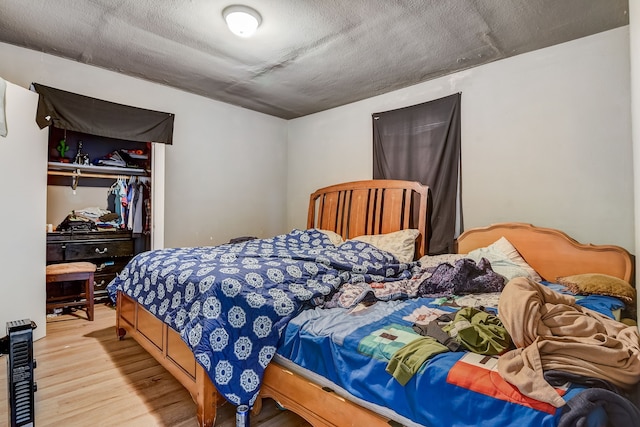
[115,180,634,426]
[456,222,634,284]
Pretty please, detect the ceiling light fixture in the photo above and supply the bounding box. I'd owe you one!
[223,5,262,38]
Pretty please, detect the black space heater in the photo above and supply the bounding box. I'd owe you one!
[0,319,37,427]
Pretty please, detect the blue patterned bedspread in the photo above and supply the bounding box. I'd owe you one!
[107,229,414,405]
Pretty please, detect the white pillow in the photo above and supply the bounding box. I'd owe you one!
[317,229,344,246]
[465,236,542,282]
[350,229,419,263]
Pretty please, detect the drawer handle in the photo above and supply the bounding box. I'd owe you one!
[96,261,115,271]
[94,280,106,286]
[95,247,108,254]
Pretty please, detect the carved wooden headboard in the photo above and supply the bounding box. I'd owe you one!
[307,179,429,258]
[456,222,634,284]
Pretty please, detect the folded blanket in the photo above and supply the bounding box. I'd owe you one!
[498,277,640,408]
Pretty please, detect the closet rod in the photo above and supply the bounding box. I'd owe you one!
[47,170,142,180]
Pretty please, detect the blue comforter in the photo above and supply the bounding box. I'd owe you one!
[107,229,414,405]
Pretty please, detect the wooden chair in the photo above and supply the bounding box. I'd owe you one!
[46,262,96,321]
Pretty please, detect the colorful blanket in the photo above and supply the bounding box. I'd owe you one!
[278,288,633,426]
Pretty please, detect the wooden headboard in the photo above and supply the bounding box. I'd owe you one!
[307,179,429,258]
[456,222,634,284]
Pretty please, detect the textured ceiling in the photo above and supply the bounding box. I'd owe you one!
[0,1,629,119]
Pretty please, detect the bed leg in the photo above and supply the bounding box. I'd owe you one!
[196,364,218,427]
[251,396,263,416]
[196,407,216,427]
[117,327,127,340]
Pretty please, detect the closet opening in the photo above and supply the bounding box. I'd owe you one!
[32,82,171,316]
[46,128,154,305]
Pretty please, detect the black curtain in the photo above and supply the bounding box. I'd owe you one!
[32,83,174,144]
[373,93,461,254]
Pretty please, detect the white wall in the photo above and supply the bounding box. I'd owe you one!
[0,42,289,248]
[287,27,634,253]
[0,80,48,340]
[629,0,640,325]
[47,186,106,227]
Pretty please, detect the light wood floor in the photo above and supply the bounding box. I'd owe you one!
[0,304,311,426]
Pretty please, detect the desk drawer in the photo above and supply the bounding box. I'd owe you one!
[47,243,64,262]
[95,273,115,301]
[95,259,130,275]
[65,240,134,260]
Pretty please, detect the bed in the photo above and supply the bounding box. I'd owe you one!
[109,179,639,426]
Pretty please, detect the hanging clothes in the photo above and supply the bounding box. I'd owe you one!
[126,178,136,230]
[106,178,126,228]
[142,180,152,234]
[119,178,128,228]
[132,180,144,234]
[104,176,149,232]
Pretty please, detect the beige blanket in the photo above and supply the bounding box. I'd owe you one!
[497,277,640,407]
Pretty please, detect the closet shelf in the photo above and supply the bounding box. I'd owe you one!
[47,161,148,178]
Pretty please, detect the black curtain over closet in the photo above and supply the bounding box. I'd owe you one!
[32,83,174,144]
[373,93,461,255]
